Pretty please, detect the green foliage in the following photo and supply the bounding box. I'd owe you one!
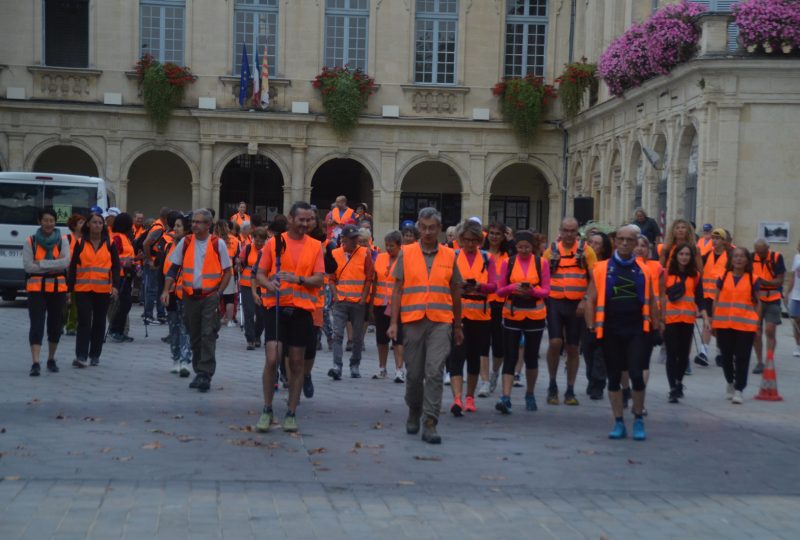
[313,67,376,137]
[556,60,597,120]
[493,74,557,143]
[135,54,195,132]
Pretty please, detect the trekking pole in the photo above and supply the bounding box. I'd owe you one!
[274,234,283,386]
[236,269,244,332]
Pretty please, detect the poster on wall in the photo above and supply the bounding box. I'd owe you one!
[758,221,790,244]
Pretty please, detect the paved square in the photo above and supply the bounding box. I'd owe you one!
[1,300,799,539]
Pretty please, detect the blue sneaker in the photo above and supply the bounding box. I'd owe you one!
[608,420,627,439]
[525,393,537,411]
[685,364,693,376]
[495,396,512,415]
[633,418,646,441]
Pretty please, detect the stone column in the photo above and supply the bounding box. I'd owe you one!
[547,191,561,239]
[118,179,129,212]
[375,150,398,241]
[696,13,735,57]
[105,138,122,208]
[289,145,306,209]
[199,143,213,210]
[468,153,487,222]
[8,135,24,171]
[460,191,481,225]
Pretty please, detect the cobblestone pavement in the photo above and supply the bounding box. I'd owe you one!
[1,299,799,539]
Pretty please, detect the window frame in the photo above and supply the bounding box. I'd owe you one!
[232,0,279,76]
[139,0,186,65]
[503,0,549,79]
[489,195,531,232]
[414,0,459,85]
[324,0,370,70]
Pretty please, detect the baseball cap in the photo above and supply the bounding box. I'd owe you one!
[468,216,482,226]
[401,220,415,229]
[711,228,727,238]
[702,223,713,232]
[341,224,360,238]
[107,207,121,217]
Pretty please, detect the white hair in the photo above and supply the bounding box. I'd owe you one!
[417,207,442,224]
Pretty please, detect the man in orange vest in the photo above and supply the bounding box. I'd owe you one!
[327,224,374,380]
[696,223,713,257]
[325,195,355,243]
[143,206,171,324]
[162,209,233,393]
[388,207,463,445]
[752,238,786,374]
[695,228,731,367]
[230,201,250,229]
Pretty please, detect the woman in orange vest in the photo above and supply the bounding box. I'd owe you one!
[162,214,192,377]
[371,230,405,383]
[68,212,120,368]
[24,208,71,376]
[494,230,550,414]
[659,219,703,270]
[215,220,240,327]
[483,222,513,396]
[107,212,136,343]
[712,247,761,404]
[661,243,709,403]
[240,227,267,350]
[63,213,85,336]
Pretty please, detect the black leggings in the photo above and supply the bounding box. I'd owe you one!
[28,292,66,346]
[448,318,490,376]
[109,277,132,335]
[664,323,693,389]
[716,329,755,391]
[75,292,110,361]
[602,332,649,392]
[489,301,504,358]
[502,324,545,375]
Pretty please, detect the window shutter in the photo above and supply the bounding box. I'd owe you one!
[44,0,89,68]
[713,1,740,51]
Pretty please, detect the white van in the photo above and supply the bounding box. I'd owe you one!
[0,172,112,301]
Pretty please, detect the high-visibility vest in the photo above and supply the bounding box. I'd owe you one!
[664,274,700,324]
[111,232,135,276]
[456,249,490,321]
[752,251,781,302]
[332,246,369,303]
[260,233,322,312]
[239,244,260,289]
[73,240,113,294]
[502,255,546,321]
[548,241,589,300]
[148,220,166,260]
[399,242,455,324]
[702,250,728,299]
[696,237,713,257]
[642,259,663,298]
[67,233,78,255]
[373,252,398,307]
[162,241,184,300]
[26,236,67,293]
[181,235,224,297]
[487,252,509,304]
[133,224,145,241]
[331,207,354,226]
[225,234,240,260]
[230,213,250,228]
[592,258,651,339]
[712,272,759,332]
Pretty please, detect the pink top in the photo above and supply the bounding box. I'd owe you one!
[494,255,551,299]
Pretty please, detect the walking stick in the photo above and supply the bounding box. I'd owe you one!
[236,269,244,332]
[274,234,284,384]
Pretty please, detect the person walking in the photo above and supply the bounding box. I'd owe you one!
[371,230,405,382]
[711,247,761,404]
[230,201,250,229]
[388,207,463,445]
[255,202,325,432]
[696,223,714,258]
[583,231,612,399]
[659,219,702,269]
[325,195,355,243]
[327,224,373,379]
[142,207,170,324]
[788,239,800,358]
[63,213,85,336]
[751,238,785,374]
[483,222,513,396]
[695,228,732,367]
[162,214,192,377]
[240,227,267,350]
[107,212,136,343]
[161,209,233,393]
[69,212,120,368]
[24,208,71,376]
[632,208,661,252]
[585,225,660,441]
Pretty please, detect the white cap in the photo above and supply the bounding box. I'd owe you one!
[469,216,482,226]
[107,207,121,217]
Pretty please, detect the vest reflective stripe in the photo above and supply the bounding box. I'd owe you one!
[240,246,260,288]
[260,233,322,312]
[181,236,224,296]
[399,243,455,324]
[162,242,184,299]
[712,272,759,332]
[503,256,546,321]
[487,252,509,304]
[74,241,112,293]
[702,250,728,299]
[332,247,368,303]
[592,259,651,339]
[26,237,68,293]
[664,275,699,325]
[111,233,135,276]
[372,252,397,306]
[549,242,588,300]
[456,249,490,321]
[753,251,781,302]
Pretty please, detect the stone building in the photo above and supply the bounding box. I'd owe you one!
[0,1,798,258]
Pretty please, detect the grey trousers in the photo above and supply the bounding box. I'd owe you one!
[403,319,451,421]
[332,300,365,367]
[183,292,221,377]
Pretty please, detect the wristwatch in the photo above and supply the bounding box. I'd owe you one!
[299,276,305,286]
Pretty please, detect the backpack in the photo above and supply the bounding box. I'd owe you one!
[549,239,587,274]
[132,223,162,254]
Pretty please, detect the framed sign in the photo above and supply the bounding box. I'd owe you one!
[758,221,790,244]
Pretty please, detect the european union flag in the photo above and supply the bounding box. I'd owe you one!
[239,44,252,107]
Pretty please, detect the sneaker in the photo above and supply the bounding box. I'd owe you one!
[303,374,314,398]
[345,340,353,352]
[421,417,441,444]
[444,372,451,386]
[685,364,693,376]
[89,358,99,367]
[676,383,685,398]
[547,386,559,405]
[179,363,191,378]
[256,408,273,433]
[189,375,201,389]
[328,367,342,381]
[495,396,512,415]
[752,363,764,375]
[608,420,627,439]
[632,418,647,441]
[157,316,168,325]
[226,320,236,328]
[371,369,387,380]
[694,353,709,367]
[197,374,211,392]
[726,383,735,400]
[450,398,463,417]
[668,389,679,403]
[350,365,361,379]
[464,396,477,412]
[64,329,77,336]
[715,355,723,367]
[143,316,157,325]
[161,336,170,343]
[794,346,800,358]
[525,393,537,411]
[171,360,180,374]
[254,341,261,348]
[72,358,88,369]
[121,335,134,342]
[489,371,499,393]
[46,360,59,373]
[109,333,127,343]
[282,413,298,432]
[731,390,744,405]
[246,343,255,351]
[29,363,41,377]
[477,380,490,398]
[564,391,579,406]
[513,374,523,387]
[394,370,405,384]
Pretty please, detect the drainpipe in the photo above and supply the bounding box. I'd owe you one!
[560,0,577,219]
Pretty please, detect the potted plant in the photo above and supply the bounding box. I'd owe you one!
[734,0,800,54]
[493,74,557,142]
[555,59,597,119]
[312,66,376,137]
[134,54,196,131]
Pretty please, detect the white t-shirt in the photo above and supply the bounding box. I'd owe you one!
[791,253,800,301]
[170,236,232,289]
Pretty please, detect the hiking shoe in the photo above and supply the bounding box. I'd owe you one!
[89,358,99,367]
[564,391,579,406]
[282,413,298,432]
[668,389,680,403]
[731,390,744,405]
[444,372,451,386]
[715,355,723,367]
[793,346,800,358]
[246,343,255,351]
[371,369,387,380]
[547,386,559,405]
[327,367,342,381]
[179,363,191,378]
[676,383,685,398]
[450,398,463,417]
[29,363,41,377]
[589,389,603,400]
[109,333,127,343]
[350,365,361,379]
[489,371,499,393]
[256,409,273,433]
[632,418,647,441]
[421,417,441,444]
[394,370,405,384]
[143,316,157,325]
[495,396,512,415]
[512,374,523,387]
[726,383,735,400]
[406,408,421,434]
[197,374,211,393]
[72,358,88,369]
[464,396,477,413]
[752,363,764,375]
[171,360,180,374]
[525,393,537,411]
[694,352,709,367]
[303,374,314,399]
[608,420,627,439]
[157,316,168,325]
[46,360,59,373]
[477,380,490,398]
[189,375,201,388]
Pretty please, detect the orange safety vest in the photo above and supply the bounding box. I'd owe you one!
[702,250,728,299]
[332,246,369,303]
[373,252,398,307]
[502,255,546,321]
[696,237,713,257]
[260,233,322,312]
[180,235,224,297]
[26,236,68,293]
[487,252,509,304]
[664,274,700,324]
[752,251,782,302]
[67,233,79,255]
[712,272,759,332]
[73,240,113,294]
[239,244,260,289]
[230,213,250,228]
[642,259,663,298]
[548,241,589,300]
[456,249,490,321]
[592,258,652,339]
[111,232,135,276]
[330,207,354,226]
[147,220,166,261]
[225,234,240,260]
[399,242,455,324]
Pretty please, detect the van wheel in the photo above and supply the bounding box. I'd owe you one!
[1,289,16,302]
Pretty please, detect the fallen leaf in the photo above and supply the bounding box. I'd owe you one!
[289,432,300,438]
[144,419,152,423]
[627,459,642,465]
[226,438,281,448]
[142,441,163,450]
[113,456,133,462]
[397,480,415,486]
[247,410,257,416]
[414,455,442,462]
[67,451,85,456]
[99,448,113,454]
[82,416,99,422]
[578,449,597,456]
[372,422,384,430]
[55,414,65,420]
[481,475,507,481]
[308,447,327,455]
[149,429,175,436]
[176,436,198,442]
[172,415,184,420]
[27,398,41,405]
[229,425,254,433]
[497,457,509,461]
[1,428,5,433]
[489,487,501,493]
[4,476,21,481]
[367,444,384,450]
[384,409,391,414]
[354,441,363,449]
[311,460,321,466]
[316,467,331,472]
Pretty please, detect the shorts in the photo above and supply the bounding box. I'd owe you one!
[222,293,236,305]
[305,327,320,361]
[760,301,782,325]
[264,306,314,348]
[546,298,583,346]
[373,305,402,345]
[790,299,800,318]
[704,298,714,317]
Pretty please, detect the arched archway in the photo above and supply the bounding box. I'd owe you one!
[652,133,668,230]
[608,151,621,224]
[127,151,192,217]
[676,125,698,223]
[489,163,549,234]
[220,154,284,224]
[399,161,462,229]
[629,141,644,214]
[589,157,601,221]
[33,145,99,176]
[310,158,373,217]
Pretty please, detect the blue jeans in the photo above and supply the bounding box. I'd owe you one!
[168,299,191,363]
[143,265,165,319]
[322,284,333,340]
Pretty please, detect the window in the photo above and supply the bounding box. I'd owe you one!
[414,0,458,84]
[325,0,369,70]
[140,0,186,64]
[400,192,461,228]
[504,0,548,78]
[490,196,530,232]
[684,136,699,222]
[44,185,98,225]
[44,0,89,67]
[233,0,278,75]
